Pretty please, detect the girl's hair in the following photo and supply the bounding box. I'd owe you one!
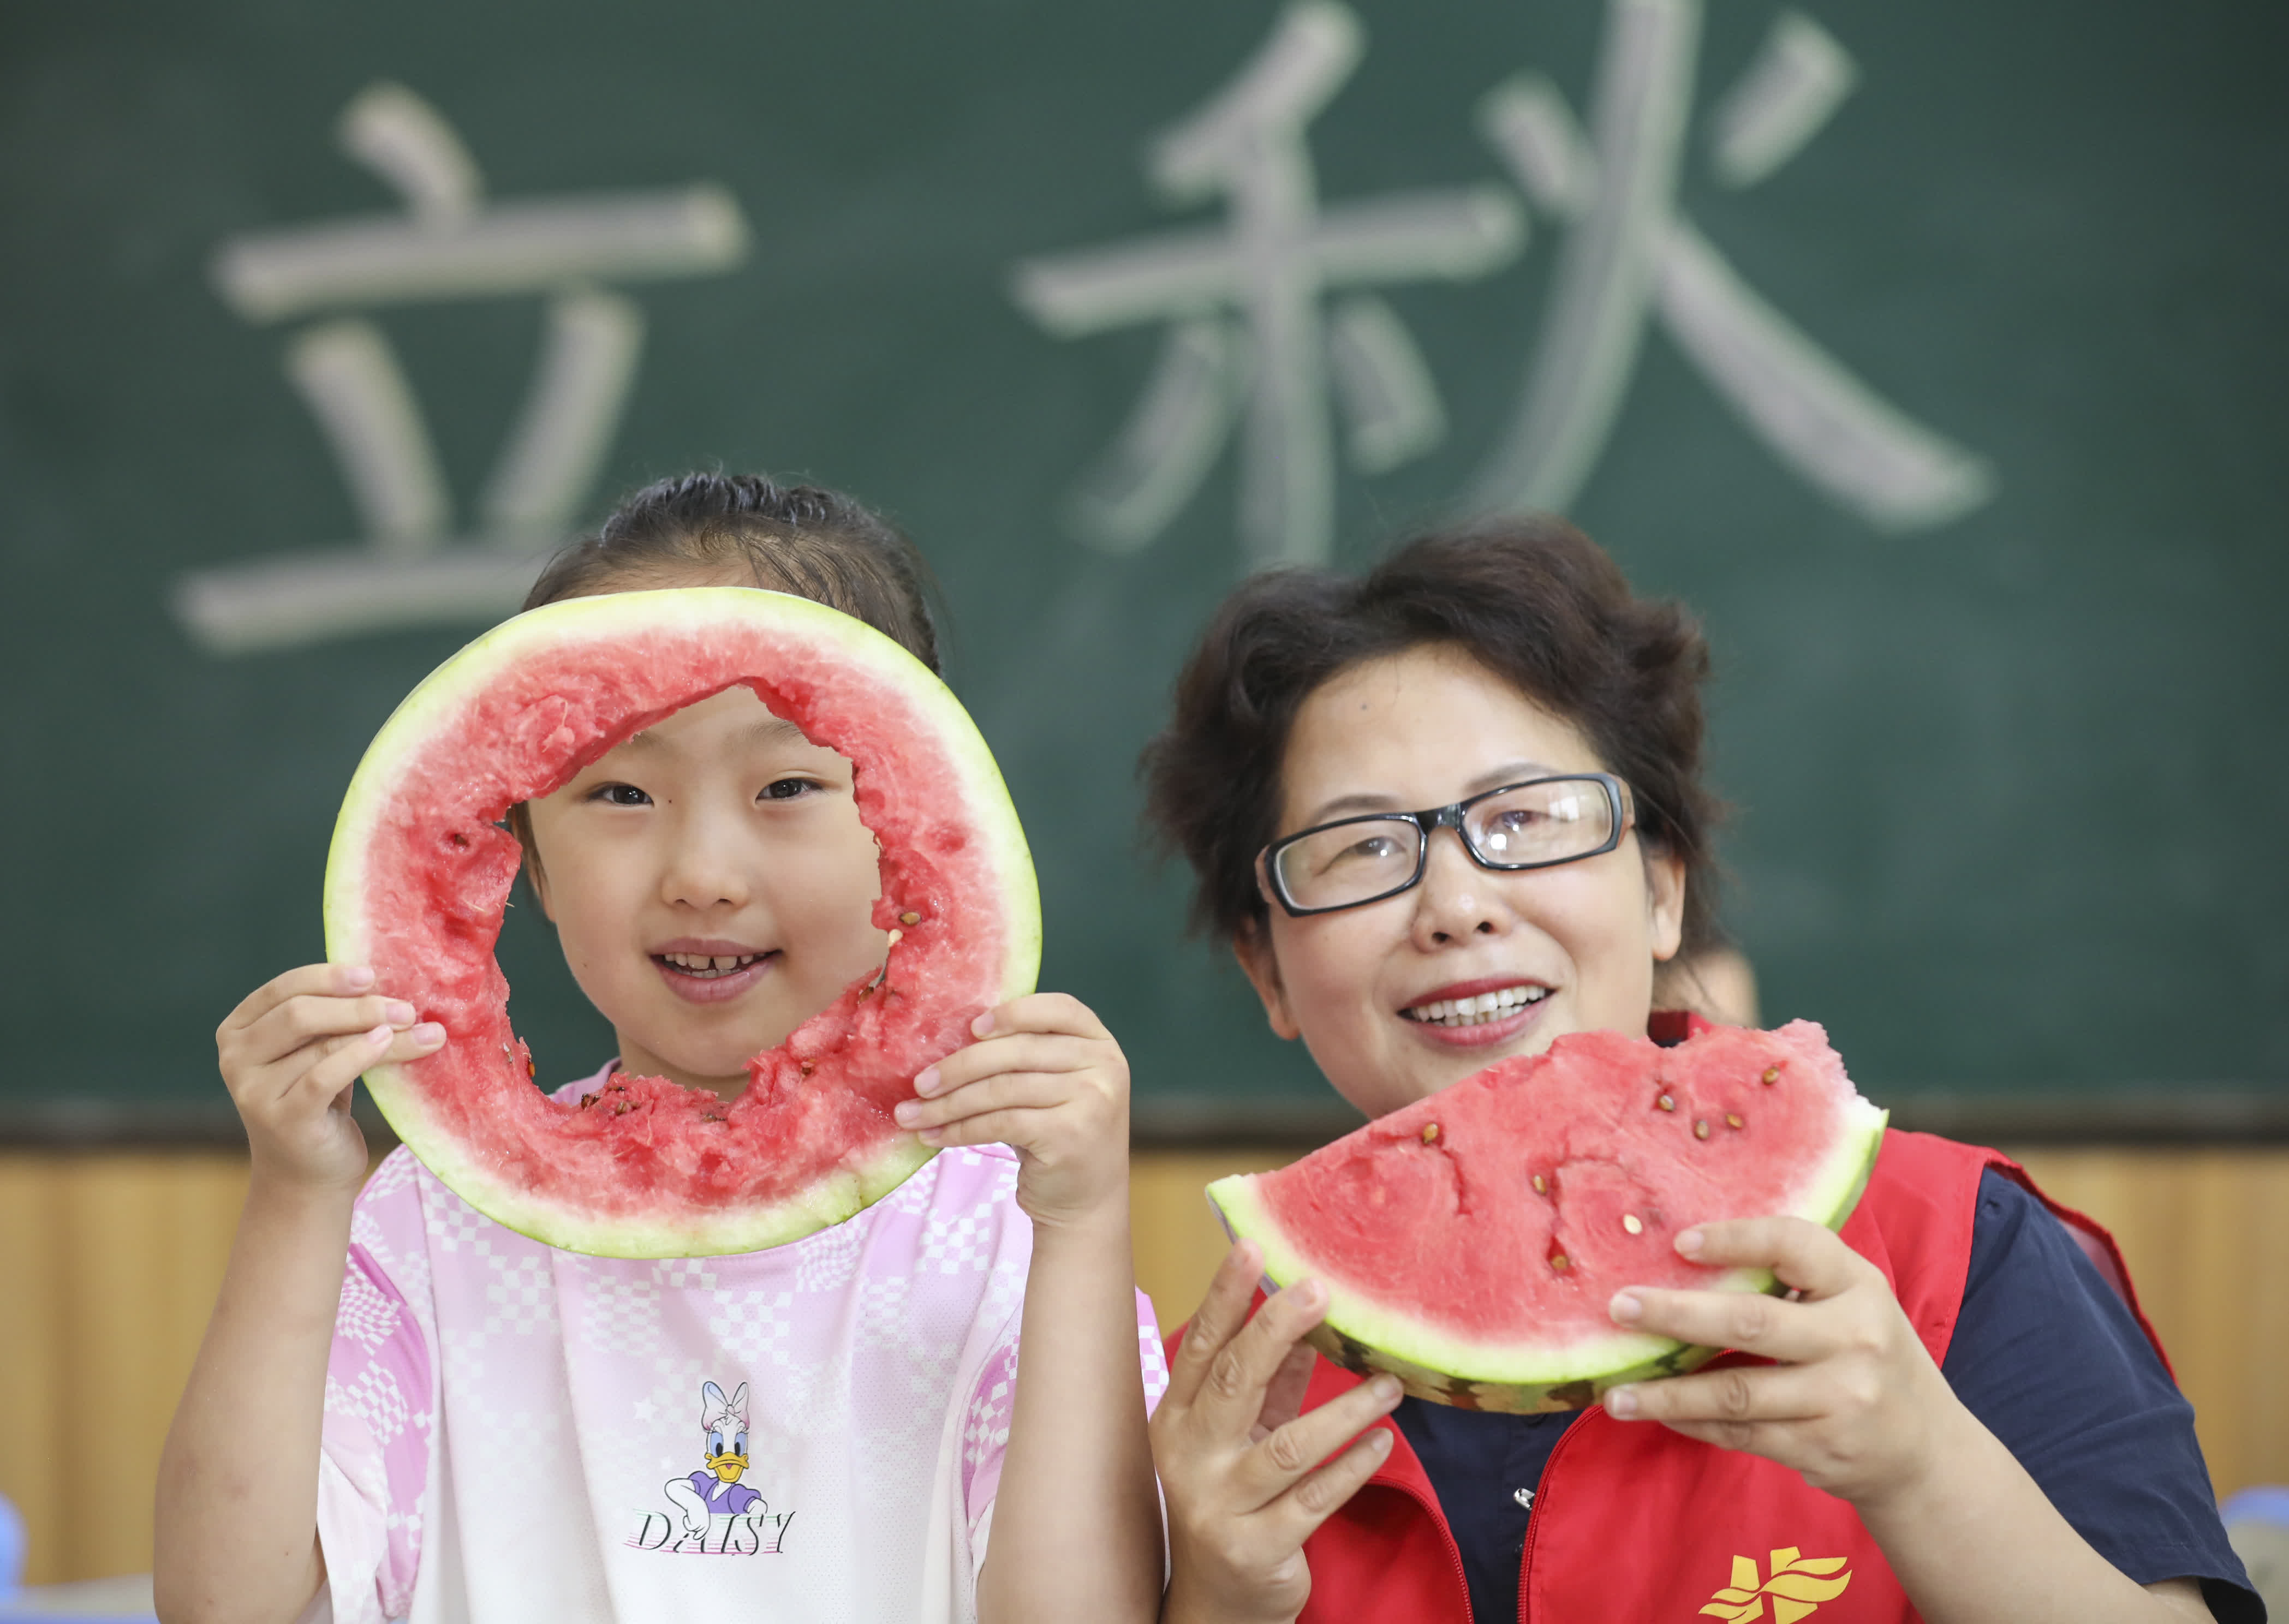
[1140,514,1724,954]
[509,473,941,874]
[523,471,943,673]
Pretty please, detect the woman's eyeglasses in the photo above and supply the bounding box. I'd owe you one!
[1257,773,1634,917]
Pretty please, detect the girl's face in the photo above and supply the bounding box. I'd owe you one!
[1235,643,1685,1123]
[523,681,887,1101]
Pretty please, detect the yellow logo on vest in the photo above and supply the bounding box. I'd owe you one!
[1698,1547,1853,1622]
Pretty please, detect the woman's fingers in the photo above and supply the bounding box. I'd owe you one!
[1605,1360,1834,1438]
[1257,1339,1319,1437]
[1674,1216,1869,1300]
[1232,1372,1401,1506]
[1164,1243,1269,1410]
[1263,1424,1395,1543]
[1188,1277,1336,1440]
[1608,1283,1832,1366]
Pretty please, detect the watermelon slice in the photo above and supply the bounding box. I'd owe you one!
[324,588,1040,1258]
[1208,1022,1886,1412]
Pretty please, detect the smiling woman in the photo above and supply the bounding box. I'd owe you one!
[1137,516,2257,1624]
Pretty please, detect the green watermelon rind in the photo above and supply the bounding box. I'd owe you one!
[323,587,1040,1258]
[1207,1094,1888,1414]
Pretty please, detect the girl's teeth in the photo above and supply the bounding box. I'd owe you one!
[1403,986,1548,1026]
[663,952,760,977]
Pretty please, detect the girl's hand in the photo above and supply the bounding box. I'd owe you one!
[1151,1241,1401,1624]
[1601,1216,1959,1508]
[216,963,445,1191]
[894,993,1130,1231]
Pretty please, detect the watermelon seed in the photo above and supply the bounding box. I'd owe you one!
[1761,1066,1781,1085]
[900,910,922,926]
[1549,1250,1571,1272]
[1726,1113,1744,1129]
[1622,1214,1643,1235]
[449,832,468,849]
[1531,1174,1548,1195]
[1655,1092,1675,1112]
[800,1060,815,1076]
[1692,1119,1710,1140]
[1421,1122,1440,1144]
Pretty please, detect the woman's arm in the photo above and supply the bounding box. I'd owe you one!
[1607,1217,2218,1624]
[898,994,1162,1624]
[154,964,441,1624]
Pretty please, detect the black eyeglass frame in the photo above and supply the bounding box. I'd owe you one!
[1256,772,1635,918]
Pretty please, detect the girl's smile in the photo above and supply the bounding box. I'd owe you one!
[651,936,779,1003]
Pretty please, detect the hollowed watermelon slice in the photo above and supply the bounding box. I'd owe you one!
[1208,1021,1885,1412]
[324,588,1039,1258]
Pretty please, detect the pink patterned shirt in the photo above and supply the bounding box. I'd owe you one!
[307,1066,1166,1624]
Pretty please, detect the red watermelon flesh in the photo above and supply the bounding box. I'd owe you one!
[1208,1021,1885,1411]
[325,588,1040,1258]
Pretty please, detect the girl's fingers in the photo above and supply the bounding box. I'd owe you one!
[237,990,420,1071]
[1164,1243,1268,1410]
[970,992,1110,1043]
[220,963,376,1034]
[1670,1216,1868,1301]
[913,1106,1030,1150]
[897,1071,1080,1131]
[275,1023,445,1116]
[919,1032,1107,1097]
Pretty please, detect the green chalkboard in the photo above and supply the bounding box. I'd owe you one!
[1,0,2284,1143]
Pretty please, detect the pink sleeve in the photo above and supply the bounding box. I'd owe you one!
[315,1157,435,1622]
[958,1286,1166,1536]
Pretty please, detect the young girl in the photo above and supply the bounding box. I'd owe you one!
[154,475,1164,1624]
[1137,517,2257,1623]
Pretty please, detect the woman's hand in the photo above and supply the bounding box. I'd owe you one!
[895,992,1130,1231]
[217,963,444,1191]
[1606,1218,2220,1623]
[1152,1241,1402,1624]
[1600,1216,1958,1507]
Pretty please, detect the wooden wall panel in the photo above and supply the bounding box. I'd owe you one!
[0,1154,249,1585]
[1,1147,2283,1584]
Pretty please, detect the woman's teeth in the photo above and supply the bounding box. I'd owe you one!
[660,952,762,978]
[1403,986,1548,1027]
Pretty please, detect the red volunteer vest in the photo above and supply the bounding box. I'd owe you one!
[1182,1130,2162,1623]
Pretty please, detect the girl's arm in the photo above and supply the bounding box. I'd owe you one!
[1607,1217,2217,1624]
[154,964,442,1624]
[897,994,1162,1624]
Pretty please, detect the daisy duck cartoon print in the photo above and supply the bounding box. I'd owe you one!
[631,1381,796,1555]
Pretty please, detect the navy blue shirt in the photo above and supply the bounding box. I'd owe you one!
[1394,1168,2262,1623]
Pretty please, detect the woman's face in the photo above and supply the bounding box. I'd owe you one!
[1236,644,1685,1122]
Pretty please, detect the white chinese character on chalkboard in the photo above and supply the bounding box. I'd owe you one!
[1471,3,1993,530]
[1016,1,1995,570]
[1010,3,1525,569]
[178,83,748,656]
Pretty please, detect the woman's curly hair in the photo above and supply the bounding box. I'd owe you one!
[1140,514,1723,953]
